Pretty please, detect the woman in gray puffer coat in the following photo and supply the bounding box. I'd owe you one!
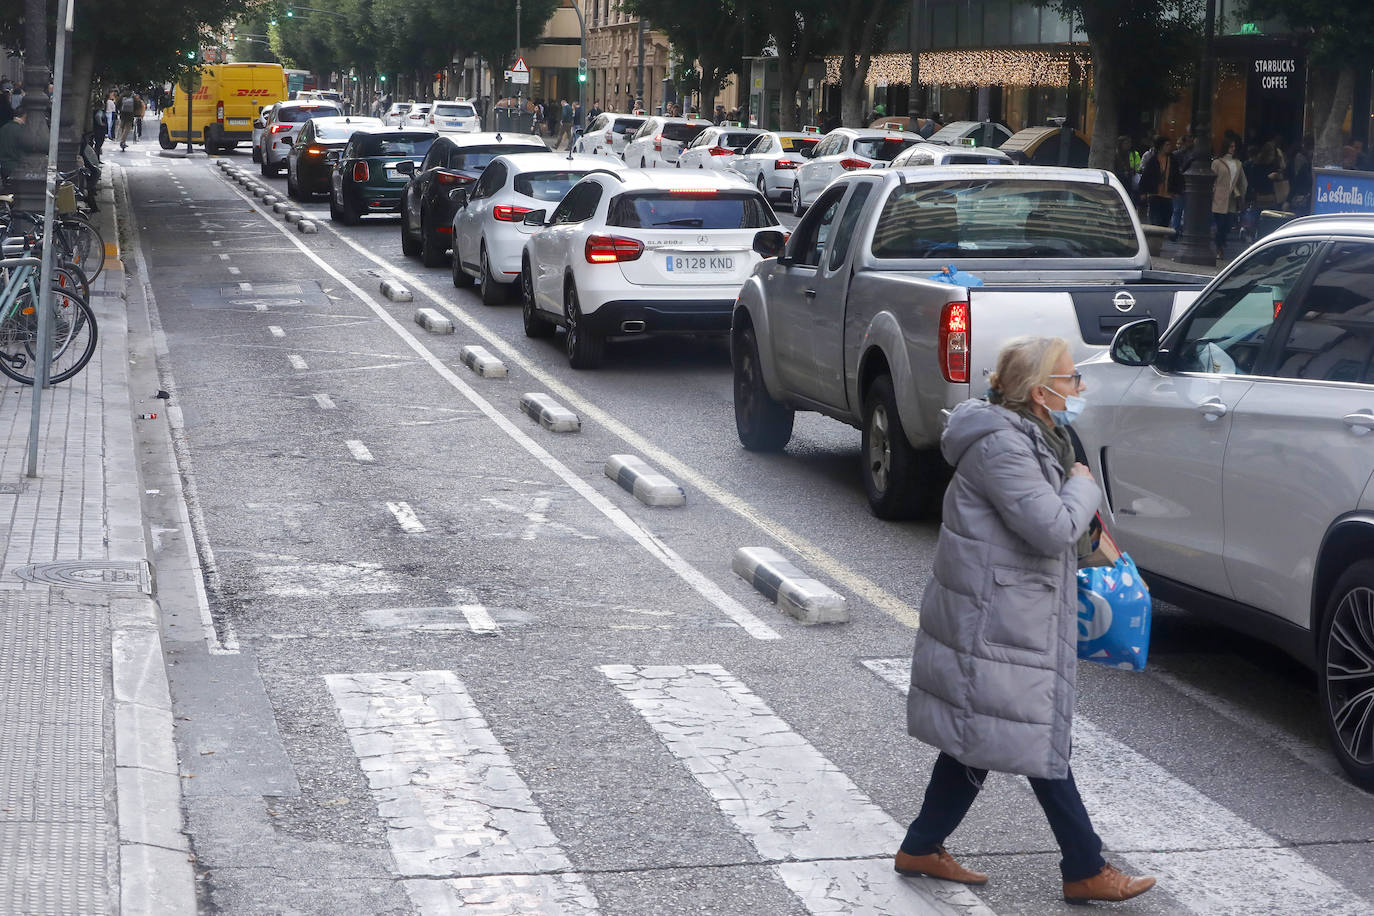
[895,337,1156,905]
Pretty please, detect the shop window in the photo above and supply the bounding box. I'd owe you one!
[959,0,983,46]
[1010,2,1039,44]
[983,0,1011,45]
[1040,8,1071,43]
[932,5,957,48]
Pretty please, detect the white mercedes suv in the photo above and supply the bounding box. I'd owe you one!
[518,169,784,368]
[1079,214,1374,788]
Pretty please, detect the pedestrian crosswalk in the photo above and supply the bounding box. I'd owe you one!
[322,662,1371,916]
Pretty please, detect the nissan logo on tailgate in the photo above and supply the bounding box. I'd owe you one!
[1113,290,1136,312]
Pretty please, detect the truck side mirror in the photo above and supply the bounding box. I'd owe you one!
[1110,318,1160,367]
[752,229,786,259]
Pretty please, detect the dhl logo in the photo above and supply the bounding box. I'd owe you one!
[189,87,211,99]
[235,89,272,96]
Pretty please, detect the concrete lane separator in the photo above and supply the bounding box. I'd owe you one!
[605,454,685,508]
[520,393,580,433]
[460,344,507,378]
[732,546,848,624]
[413,307,453,334]
[261,194,280,204]
[271,201,290,214]
[296,219,318,234]
[284,210,306,223]
[380,278,413,303]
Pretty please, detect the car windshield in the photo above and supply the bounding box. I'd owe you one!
[780,137,819,153]
[721,132,758,149]
[662,123,709,143]
[607,191,773,229]
[448,144,542,170]
[315,121,377,141]
[870,179,1139,259]
[613,118,645,135]
[357,134,436,157]
[277,105,341,124]
[515,170,600,202]
[433,104,475,118]
[943,154,1007,164]
[852,137,921,161]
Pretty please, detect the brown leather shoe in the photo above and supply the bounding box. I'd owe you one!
[1063,863,1156,904]
[894,846,989,885]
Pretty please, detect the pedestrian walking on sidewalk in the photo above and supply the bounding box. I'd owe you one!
[897,336,1157,906]
[105,91,118,139]
[133,92,146,141]
[554,99,573,149]
[117,90,137,150]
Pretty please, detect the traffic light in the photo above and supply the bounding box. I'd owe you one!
[186,49,197,60]
[286,5,294,17]
[379,74,387,83]
[577,58,587,83]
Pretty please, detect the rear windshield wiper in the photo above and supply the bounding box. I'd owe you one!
[652,218,705,227]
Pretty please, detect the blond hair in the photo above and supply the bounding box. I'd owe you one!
[987,336,1070,412]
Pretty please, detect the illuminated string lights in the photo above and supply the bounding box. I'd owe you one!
[825,49,1091,89]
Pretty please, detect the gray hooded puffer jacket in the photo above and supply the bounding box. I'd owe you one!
[906,399,1100,780]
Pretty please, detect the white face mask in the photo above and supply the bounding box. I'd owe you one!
[1041,385,1086,426]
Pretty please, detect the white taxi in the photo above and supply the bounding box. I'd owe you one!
[428,100,481,133]
[518,170,784,368]
[451,152,627,304]
[791,127,922,215]
[573,112,646,159]
[727,130,822,202]
[620,116,712,169]
[383,102,413,126]
[676,125,765,170]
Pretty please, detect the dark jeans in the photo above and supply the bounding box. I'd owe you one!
[1212,212,1233,254]
[901,751,1106,882]
[1146,195,1172,228]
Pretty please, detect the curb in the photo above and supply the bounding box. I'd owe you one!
[297,219,318,234]
[605,454,685,507]
[414,307,453,334]
[381,278,413,302]
[520,393,580,432]
[460,345,507,378]
[732,546,848,624]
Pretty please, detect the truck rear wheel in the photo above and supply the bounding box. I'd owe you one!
[862,374,932,520]
[733,326,793,451]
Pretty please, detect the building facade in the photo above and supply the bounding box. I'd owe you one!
[583,0,672,116]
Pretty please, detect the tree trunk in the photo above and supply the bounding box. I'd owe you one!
[1086,36,1118,170]
[61,43,95,169]
[1313,65,1355,170]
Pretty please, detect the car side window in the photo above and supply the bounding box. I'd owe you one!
[420,142,447,172]
[632,120,654,141]
[788,188,846,268]
[551,183,602,224]
[827,183,875,271]
[1273,242,1374,383]
[1169,240,1317,375]
[590,115,606,132]
[472,162,505,200]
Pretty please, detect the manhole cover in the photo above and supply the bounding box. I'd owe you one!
[14,560,152,594]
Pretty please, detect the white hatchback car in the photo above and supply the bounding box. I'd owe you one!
[451,152,627,304]
[1078,216,1374,788]
[676,126,765,171]
[791,128,922,214]
[427,100,481,133]
[384,102,413,126]
[573,113,646,159]
[888,141,1013,168]
[406,103,434,127]
[519,169,784,368]
[259,99,343,176]
[620,117,712,169]
[727,130,822,202]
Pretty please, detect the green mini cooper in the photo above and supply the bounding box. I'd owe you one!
[330,126,439,224]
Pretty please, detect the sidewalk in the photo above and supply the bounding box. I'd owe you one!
[0,166,192,911]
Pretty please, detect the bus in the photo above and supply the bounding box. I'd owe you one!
[284,68,316,97]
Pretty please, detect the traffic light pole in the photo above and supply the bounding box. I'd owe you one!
[571,1,587,129]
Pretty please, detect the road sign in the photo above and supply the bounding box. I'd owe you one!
[505,68,530,85]
[511,57,529,74]
[178,69,203,94]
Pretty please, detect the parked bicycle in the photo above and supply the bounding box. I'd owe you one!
[0,243,98,386]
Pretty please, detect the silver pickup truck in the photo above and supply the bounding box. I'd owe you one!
[731,165,1210,518]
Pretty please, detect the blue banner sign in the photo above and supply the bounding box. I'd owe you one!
[1313,168,1374,215]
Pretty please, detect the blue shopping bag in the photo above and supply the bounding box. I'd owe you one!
[1076,553,1152,671]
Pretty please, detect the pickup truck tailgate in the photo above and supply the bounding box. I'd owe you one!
[967,283,1203,383]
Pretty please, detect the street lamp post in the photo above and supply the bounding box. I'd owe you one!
[1176,0,1218,266]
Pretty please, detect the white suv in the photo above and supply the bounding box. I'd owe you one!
[792,128,922,214]
[1079,215,1374,788]
[573,113,646,159]
[451,152,626,304]
[519,169,784,368]
[428,100,481,133]
[620,116,712,169]
[676,126,765,171]
[259,100,342,176]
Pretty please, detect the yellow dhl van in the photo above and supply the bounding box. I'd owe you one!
[160,63,287,152]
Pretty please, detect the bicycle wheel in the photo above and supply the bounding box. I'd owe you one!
[58,217,104,283]
[0,286,97,385]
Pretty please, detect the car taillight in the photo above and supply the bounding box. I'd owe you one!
[939,300,970,383]
[270,124,291,134]
[585,234,644,264]
[605,131,614,143]
[216,102,224,123]
[708,146,733,156]
[493,205,533,222]
[435,171,470,186]
[773,159,798,170]
[668,188,717,196]
[306,145,326,157]
[353,162,369,182]
[654,134,663,152]
[839,157,872,171]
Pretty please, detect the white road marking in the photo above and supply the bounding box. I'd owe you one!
[227,265,241,275]
[460,604,497,635]
[218,253,230,260]
[318,222,921,629]
[313,393,337,410]
[268,325,285,338]
[119,167,237,655]
[238,281,252,292]
[211,240,222,247]
[345,439,374,463]
[287,354,308,370]
[863,658,1367,915]
[386,501,426,533]
[218,180,780,641]
[324,671,599,915]
[601,664,993,916]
